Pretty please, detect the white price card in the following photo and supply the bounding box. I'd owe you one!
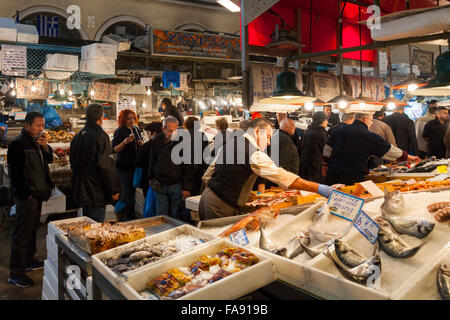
[229,229,249,246]
[140,77,153,86]
[357,180,384,197]
[353,211,380,244]
[327,190,365,222]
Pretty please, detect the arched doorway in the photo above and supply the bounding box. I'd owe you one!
[175,23,207,33]
[94,16,148,41]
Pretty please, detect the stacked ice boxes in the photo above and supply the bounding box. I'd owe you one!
[42,54,79,80]
[0,18,17,42]
[42,217,95,300]
[16,24,38,43]
[80,43,117,75]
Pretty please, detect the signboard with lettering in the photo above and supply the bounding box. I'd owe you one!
[328,190,365,222]
[353,211,380,244]
[152,29,241,60]
[116,95,136,119]
[16,78,50,99]
[90,82,120,102]
[1,45,27,76]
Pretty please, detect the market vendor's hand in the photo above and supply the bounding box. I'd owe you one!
[136,140,144,147]
[181,190,190,199]
[112,193,120,201]
[408,155,421,163]
[331,184,345,190]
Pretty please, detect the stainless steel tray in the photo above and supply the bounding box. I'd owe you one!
[126,215,185,236]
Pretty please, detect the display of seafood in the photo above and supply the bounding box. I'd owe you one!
[48,130,75,143]
[102,235,206,274]
[67,221,145,254]
[308,203,353,242]
[142,246,259,300]
[56,221,93,233]
[53,147,70,158]
[437,264,450,300]
[427,201,450,223]
[245,188,323,211]
[373,157,450,174]
[218,207,280,237]
[392,180,450,192]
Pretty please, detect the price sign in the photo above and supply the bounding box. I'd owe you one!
[1,45,27,76]
[353,211,380,244]
[229,229,249,246]
[327,190,365,222]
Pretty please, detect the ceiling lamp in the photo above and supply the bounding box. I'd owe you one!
[414,50,450,96]
[380,47,408,110]
[328,93,360,109]
[217,0,240,12]
[260,63,315,104]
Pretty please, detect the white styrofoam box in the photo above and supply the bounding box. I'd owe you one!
[185,195,201,212]
[16,24,39,43]
[44,259,58,291]
[43,276,57,300]
[101,34,131,52]
[80,58,115,75]
[86,276,93,300]
[92,224,219,285]
[41,291,48,300]
[41,70,75,80]
[41,188,66,215]
[0,18,17,42]
[117,239,274,300]
[46,235,58,265]
[47,216,96,242]
[43,54,79,71]
[81,43,117,60]
[393,244,450,300]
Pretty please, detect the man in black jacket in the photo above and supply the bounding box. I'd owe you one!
[149,116,193,217]
[324,105,340,127]
[161,98,184,127]
[7,111,54,288]
[422,106,449,159]
[70,104,120,222]
[383,106,419,156]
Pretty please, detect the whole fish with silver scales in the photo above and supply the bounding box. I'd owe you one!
[437,264,450,300]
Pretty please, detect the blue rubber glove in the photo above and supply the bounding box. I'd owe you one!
[318,184,332,198]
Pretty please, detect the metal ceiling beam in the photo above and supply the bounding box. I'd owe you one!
[287,31,450,62]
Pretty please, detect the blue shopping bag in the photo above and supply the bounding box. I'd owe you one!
[132,167,143,188]
[143,186,157,218]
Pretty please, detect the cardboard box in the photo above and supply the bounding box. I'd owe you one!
[16,24,39,43]
[0,18,17,42]
[43,54,79,71]
[80,58,115,75]
[81,43,117,60]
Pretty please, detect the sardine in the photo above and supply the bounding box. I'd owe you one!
[383,215,435,239]
[380,189,405,216]
[334,239,368,268]
[121,245,144,257]
[324,249,382,286]
[259,220,287,256]
[129,251,153,262]
[376,218,423,258]
[284,232,311,259]
[437,264,450,300]
[300,240,334,258]
[112,264,129,273]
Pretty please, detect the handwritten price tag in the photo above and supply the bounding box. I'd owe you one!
[230,229,249,246]
[327,190,365,222]
[353,211,380,244]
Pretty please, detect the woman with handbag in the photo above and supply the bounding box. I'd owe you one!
[112,109,143,221]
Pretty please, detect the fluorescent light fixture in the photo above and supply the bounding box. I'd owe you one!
[217,0,240,12]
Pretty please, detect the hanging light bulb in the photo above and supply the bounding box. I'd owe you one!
[387,102,396,110]
[68,90,73,96]
[59,88,65,95]
[90,89,95,96]
[142,102,147,108]
[132,99,137,106]
[407,84,419,92]
[338,100,348,109]
[146,88,152,96]
[11,89,16,96]
[9,82,14,88]
[304,101,314,111]
[31,85,37,92]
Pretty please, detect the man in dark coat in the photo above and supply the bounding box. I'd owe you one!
[161,98,184,127]
[70,104,120,222]
[323,105,340,127]
[324,113,420,185]
[299,112,329,183]
[422,106,449,159]
[382,106,419,155]
[328,112,355,139]
[8,111,54,288]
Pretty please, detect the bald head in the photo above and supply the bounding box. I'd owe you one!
[280,118,296,136]
[276,113,287,124]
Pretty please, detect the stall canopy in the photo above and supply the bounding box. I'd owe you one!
[247,0,443,63]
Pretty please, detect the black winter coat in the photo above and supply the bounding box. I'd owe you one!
[7,129,54,201]
[112,126,143,171]
[163,104,185,127]
[70,123,120,207]
[299,124,328,183]
[383,112,419,155]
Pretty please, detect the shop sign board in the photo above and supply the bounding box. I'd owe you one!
[311,72,340,103]
[15,78,50,99]
[1,44,27,76]
[90,82,120,102]
[116,95,136,119]
[327,190,365,222]
[152,29,240,61]
[353,211,380,244]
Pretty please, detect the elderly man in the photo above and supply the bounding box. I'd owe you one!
[415,100,437,158]
[383,106,419,156]
[423,106,449,159]
[199,117,332,220]
[328,112,355,138]
[324,113,420,185]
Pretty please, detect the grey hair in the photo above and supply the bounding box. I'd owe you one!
[342,112,355,121]
[248,117,273,129]
[355,113,372,120]
[280,118,294,130]
[163,115,179,128]
[239,119,250,130]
